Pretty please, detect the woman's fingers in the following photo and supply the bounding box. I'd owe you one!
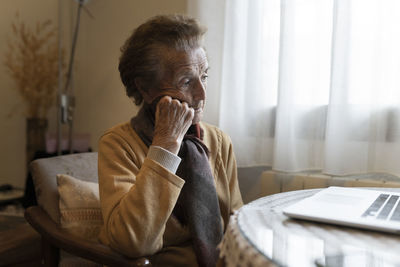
[156,96,194,123]
[152,96,195,154]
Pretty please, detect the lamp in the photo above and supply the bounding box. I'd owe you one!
[57,0,92,155]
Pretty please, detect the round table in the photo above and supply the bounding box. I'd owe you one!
[219,188,400,267]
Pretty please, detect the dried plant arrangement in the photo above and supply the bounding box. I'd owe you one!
[4,13,64,119]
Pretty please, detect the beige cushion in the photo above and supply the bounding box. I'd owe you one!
[57,174,103,267]
[30,152,98,224]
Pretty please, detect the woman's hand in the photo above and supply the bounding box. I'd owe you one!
[152,96,194,154]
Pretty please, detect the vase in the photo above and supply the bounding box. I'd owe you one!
[26,118,48,166]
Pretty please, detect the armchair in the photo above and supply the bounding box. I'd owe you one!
[25,152,151,266]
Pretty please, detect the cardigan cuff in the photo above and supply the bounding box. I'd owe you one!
[147,145,181,174]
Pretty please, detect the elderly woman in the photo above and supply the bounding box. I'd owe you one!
[98,14,243,267]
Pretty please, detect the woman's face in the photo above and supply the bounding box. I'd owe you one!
[143,47,209,124]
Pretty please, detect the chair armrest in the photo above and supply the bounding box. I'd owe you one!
[25,206,151,267]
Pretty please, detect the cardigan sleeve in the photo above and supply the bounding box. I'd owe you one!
[98,131,184,258]
[221,131,244,213]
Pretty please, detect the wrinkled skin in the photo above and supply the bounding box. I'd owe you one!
[138,47,209,154]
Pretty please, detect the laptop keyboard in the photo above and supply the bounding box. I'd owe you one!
[378,195,399,220]
[362,193,400,221]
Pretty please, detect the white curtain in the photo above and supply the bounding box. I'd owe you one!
[218,0,400,176]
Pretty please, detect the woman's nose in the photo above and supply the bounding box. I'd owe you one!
[192,78,206,101]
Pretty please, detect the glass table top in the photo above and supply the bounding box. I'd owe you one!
[237,189,400,267]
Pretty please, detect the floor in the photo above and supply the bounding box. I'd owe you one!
[0,201,42,266]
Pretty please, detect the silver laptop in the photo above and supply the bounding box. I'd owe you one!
[283,186,400,234]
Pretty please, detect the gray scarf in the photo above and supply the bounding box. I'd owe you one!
[131,104,223,267]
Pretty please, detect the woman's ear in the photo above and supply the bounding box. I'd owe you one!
[135,77,152,104]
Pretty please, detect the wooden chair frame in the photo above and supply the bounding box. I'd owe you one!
[25,206,151,267]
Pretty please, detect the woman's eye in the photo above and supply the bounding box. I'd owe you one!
[201,74,208,82]
[180,79,191,87]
